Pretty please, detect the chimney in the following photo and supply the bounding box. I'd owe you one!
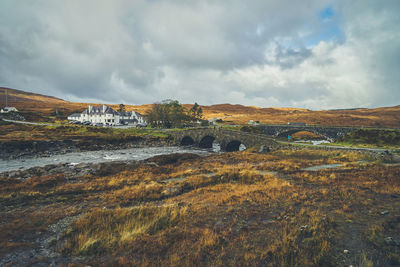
[88,105,93,113]
[103,104,106,113]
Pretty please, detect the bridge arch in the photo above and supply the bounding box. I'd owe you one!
[170,127,278,151]
[276,129,327,140]
[180,136,195,146]
[199,135,216,148]
[225,140,246,152]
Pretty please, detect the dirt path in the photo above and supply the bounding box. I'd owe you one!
[0,215,83,266]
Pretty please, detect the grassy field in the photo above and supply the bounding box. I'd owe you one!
[1,149,399,266]
[0,121,169,142]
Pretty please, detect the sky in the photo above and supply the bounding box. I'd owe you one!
[0,0,399,110]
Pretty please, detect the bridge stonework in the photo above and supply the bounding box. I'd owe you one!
[259,125,354,141]
[168,128,279,151]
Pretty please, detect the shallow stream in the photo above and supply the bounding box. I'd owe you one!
[0,146,212,173]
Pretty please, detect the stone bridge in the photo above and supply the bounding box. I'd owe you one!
[167,127,279,152]
[259,125,355,141]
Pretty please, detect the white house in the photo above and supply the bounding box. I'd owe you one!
[67,113,81,121]
[248,120,259,126]
[208,118,220,125]
[0,107,18,113]
[118,111,146,125]
[68,105,146,126]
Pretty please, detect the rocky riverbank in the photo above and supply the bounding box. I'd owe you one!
[0,136,174,160]
[0,161,134,181]
[0,153,202,181]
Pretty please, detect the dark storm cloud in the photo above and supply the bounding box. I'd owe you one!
[0,0,398,109]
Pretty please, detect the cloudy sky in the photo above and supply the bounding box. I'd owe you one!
[0,1,399,109]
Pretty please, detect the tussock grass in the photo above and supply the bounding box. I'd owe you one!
[60,205,187,255]
[2,149,400,265]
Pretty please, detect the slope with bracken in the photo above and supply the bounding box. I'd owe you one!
[0,87,399,127]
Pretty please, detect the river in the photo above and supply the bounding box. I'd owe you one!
[0,146,213,173]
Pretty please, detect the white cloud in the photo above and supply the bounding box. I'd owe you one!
[0,0,398,109]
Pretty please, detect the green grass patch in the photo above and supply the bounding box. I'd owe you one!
[334,129,400,149]
[221,125,242,131]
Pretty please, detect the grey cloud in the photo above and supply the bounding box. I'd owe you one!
[265,43,313,69]
[0,0,398,109]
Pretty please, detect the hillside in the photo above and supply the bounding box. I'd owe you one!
[0,87,65,103]
[0,87,86,120]
[196,104,400,128]
[1,87,399,127]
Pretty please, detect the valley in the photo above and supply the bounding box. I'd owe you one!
[0,88,399,266]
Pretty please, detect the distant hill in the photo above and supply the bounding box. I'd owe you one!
[0,87,84,120]
[190,103,400,128]
[0,87,66,105]
[0,87,399,127]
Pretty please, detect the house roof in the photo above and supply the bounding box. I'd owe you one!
[119,111,131,116]
[133,111,143,117]
[82,105,118,115]
[119,111,143,117]
[69,113,81,117]
[78,105,144,117]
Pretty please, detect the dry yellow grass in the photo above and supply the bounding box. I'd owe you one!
[1,148,400,266]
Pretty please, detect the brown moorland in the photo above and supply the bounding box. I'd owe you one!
[1,149,399,266]
[1,87,399,127]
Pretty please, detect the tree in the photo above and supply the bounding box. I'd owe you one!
[197,107,203,120]
[189,102,203,121]
[146,100,190,128]
[118,104,126,113]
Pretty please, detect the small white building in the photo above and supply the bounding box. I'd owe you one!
[68,105,146,126]
[0,107,18,113]
[248,120,259,125]
[208,118,220,125]
[67,113,81,121]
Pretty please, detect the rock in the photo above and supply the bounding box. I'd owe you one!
[163,186,182,196]
[214,220,224,230]
[384,237,400,246]
[145,153,200,166]
[177,202,186,207]
[258,145,270,153]
[299,225,308,231]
